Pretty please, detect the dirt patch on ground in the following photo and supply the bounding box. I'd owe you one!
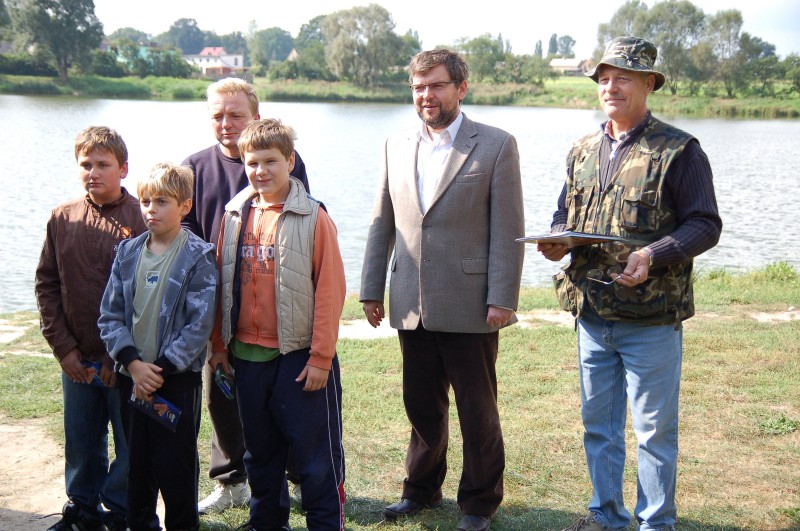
[0,415,66,530]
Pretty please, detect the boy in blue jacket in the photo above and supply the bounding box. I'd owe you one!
[99,163,218,531]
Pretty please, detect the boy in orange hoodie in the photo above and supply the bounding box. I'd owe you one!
[209,119,346,531]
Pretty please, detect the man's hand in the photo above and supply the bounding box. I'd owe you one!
[128,360,163,400]
[362,300,385,328]
[99,354,117,388]
[296,364,329,392]
[613,250,650,287]
[487,306,514,328]
[537,242,570,261]
[59,348,90,383]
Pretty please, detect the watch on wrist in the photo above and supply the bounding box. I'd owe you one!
[638,247,654,267]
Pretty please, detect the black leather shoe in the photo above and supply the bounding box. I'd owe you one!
[384,498,438,519]
[457,514,492,531]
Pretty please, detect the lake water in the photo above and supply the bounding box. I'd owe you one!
[1,94,799,313]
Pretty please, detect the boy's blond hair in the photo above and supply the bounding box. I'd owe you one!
[137,163,195,204]
[74,126,128,167]
[207,77,259,116]
[237,119,296,160]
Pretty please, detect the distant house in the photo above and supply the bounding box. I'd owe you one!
[549,57,594,76]
[183,47,246,76]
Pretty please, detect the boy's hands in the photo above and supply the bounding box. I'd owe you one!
[208,351,232,376]
[128,360,163,400]
[60,348,91,383]
[99,354,117,388]
[296,364,328,392]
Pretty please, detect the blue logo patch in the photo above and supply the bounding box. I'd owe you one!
[145,271,159,288]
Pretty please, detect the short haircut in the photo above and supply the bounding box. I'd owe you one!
[137,163,194,205]
[408,48,469,84]
[237,119,296,160]
[206,77,259,116]
[74,126,128,167]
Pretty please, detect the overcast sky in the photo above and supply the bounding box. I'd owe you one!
[93,0,800,60]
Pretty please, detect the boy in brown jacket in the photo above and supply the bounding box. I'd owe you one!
[35,126,147,531]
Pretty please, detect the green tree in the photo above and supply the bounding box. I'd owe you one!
[458,33,507,82]
[705,9,743,97]
[595,0,649,59]
[296,15,326,51]
[534,40,543,59]
[685,40,715,95]
[557,35,576,58]
[108,27,149,45]
[322,4,407,87]
[7,0,103,81]
[738,33,779,96]
[117,38,149,77]
[147,47,194,77]
[156,18,205,54]
[497,53,556,86]
[83,48,125,77]
[548,33,558,56]
[249,26,294,70]
[643,0,705,95]
[784,54,800,95]
[291,15,333,80]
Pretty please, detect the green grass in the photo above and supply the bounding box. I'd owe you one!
[1,263,798,529]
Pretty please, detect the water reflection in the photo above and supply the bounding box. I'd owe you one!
[1,94,798,313]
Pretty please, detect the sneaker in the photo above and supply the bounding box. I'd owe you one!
[561,513,607,531]
[46,502,105,531]
[198,481,250,514]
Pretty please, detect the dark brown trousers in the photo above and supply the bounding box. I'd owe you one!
[397,326,504,517]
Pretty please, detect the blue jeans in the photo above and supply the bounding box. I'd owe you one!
[577,311,682,531]
[62,373,128,516]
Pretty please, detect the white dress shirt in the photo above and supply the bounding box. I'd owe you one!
[416,112,464,214]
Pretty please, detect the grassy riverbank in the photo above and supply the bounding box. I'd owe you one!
[0,263,798,529]
[2,73,799,118]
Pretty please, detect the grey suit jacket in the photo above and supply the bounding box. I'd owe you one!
[360,113,525,333]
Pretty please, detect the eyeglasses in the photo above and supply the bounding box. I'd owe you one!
[409,81,458,94]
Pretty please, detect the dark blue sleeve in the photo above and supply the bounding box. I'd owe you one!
[291,150,310,193]
[181,157,202,237]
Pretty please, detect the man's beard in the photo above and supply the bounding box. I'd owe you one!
[417,103,458,130]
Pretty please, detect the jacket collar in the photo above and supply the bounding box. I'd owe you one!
[225,177,312,215]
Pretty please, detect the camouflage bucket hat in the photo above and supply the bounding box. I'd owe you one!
[586,36,666,91]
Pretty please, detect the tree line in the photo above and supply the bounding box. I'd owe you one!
[0,0,798,98]
[598,0,799,97]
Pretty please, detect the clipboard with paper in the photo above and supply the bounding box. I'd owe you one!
[516,231,649,247]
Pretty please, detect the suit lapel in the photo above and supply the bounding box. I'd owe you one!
[428,115,477,211]
[406,131,423,214]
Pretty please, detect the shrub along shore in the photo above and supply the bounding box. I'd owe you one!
[1,264,798,529]
[2,73,799,118]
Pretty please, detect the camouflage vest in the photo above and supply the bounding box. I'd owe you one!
[554,117,695,327]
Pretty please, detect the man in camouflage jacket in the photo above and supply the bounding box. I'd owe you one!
[538,37,722,531]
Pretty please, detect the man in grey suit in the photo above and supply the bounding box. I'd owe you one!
[360,49,525,531]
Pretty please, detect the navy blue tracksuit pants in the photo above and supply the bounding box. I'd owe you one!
[234,348,345,530]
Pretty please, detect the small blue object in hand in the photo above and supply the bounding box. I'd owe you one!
[215,364,235,400]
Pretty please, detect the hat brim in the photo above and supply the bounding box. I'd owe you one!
[585,62,666,91]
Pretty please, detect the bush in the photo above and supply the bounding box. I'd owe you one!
[0,54,58,77]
